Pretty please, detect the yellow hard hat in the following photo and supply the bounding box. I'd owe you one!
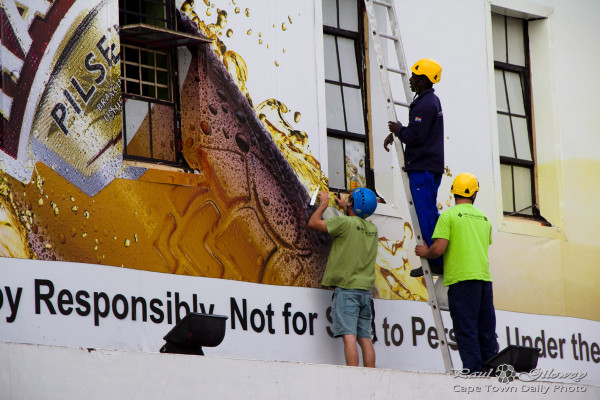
[451,173,479,197]
[411,58,442,84]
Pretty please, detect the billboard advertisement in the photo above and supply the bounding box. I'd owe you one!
[1,0,599,384]
[0,0,423,301]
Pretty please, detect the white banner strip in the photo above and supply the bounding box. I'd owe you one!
[0,258,598,385]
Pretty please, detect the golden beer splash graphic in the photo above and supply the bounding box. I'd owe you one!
[182,0,330,198]
[375,222,428,301]
[255,99,328,195]
[0,172,36,259]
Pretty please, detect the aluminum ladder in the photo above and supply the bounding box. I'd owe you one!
[363,0,454,373]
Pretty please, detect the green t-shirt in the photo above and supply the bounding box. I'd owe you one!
[322,216,378,290]
[432,203,493,286]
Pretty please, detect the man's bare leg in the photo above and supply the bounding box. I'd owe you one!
[342,335,359,366]
[358,337,375,367]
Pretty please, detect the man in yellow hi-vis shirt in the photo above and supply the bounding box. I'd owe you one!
[415,173,498,373]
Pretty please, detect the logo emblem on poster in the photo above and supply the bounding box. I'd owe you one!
[0,0,143,196]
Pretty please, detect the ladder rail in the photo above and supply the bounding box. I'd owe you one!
[363,0,454,373]
[386,0,412,104]
[364,2,398,123]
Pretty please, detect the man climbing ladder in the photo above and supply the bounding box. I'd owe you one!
[384,58,445,278]
[364,0,453,372]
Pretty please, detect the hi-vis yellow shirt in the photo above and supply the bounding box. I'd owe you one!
[322,216,378,290]
[432,203,493,286]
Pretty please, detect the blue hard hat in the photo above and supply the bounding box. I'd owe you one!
[351,188,377,218]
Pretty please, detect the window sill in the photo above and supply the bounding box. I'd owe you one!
[499,215,565,240]
[123,160,204,187]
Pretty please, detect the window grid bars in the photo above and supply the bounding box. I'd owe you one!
[121,45,171,102]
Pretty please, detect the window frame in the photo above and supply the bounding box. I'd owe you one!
[492,13,547,223]
[119,0,187,168]
[322,0,373,193]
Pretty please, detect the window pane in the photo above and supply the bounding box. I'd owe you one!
[339,0,358,32]
[500,164,514,213]
[327,136,345,188]
[506,17,525,67]
[514,166,533,215]
[124,99,148,145]
[124,100,151,158]
[157,87,169,101]
[146,1,167,26]
[343,86,365,135]
[494,70,508,113]
[125,63,140,80]
[325,83,345,131]
[151,103,176,162]
[497,113,514,158]
[124,79,140,95]
[140,50,155,67]
[323,35,339,81]
[156,53,167,69]
[142,84,155,98]
[141,67,155,84]
[505,71,525,115]
[512,116,532,161]
[345,139,366,188]
[337,37,359,85]
[123,46,139,64]
[156,70,169,87]
[322,0,338,28]
[492,14,506,63]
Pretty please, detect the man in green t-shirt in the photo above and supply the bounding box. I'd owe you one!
[415,172,498,373]
[308,188,378,367]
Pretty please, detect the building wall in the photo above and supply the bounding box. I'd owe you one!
[368,0,600,320]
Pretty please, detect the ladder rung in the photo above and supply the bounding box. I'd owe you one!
[439,305,450,312]
[372,0,391,8]
[386,66,408,76]
[378,32,398,41]
[447,341,457,347]
[393,100,410,107]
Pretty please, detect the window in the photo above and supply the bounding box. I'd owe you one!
[491,13,541,219]
[119,0,171,27]
[322,0,371,192]
[119,0,183,166]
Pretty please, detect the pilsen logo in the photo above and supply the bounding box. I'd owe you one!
[0,0,128,196]
[1,0,120,155]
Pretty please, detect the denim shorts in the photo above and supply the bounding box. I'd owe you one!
[331,287,372,338]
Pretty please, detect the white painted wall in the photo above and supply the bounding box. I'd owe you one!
[367,0,600,320]
[0,342,598,400]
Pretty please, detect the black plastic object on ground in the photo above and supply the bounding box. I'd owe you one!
[160,313,229,356]
[484,345,540,373]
